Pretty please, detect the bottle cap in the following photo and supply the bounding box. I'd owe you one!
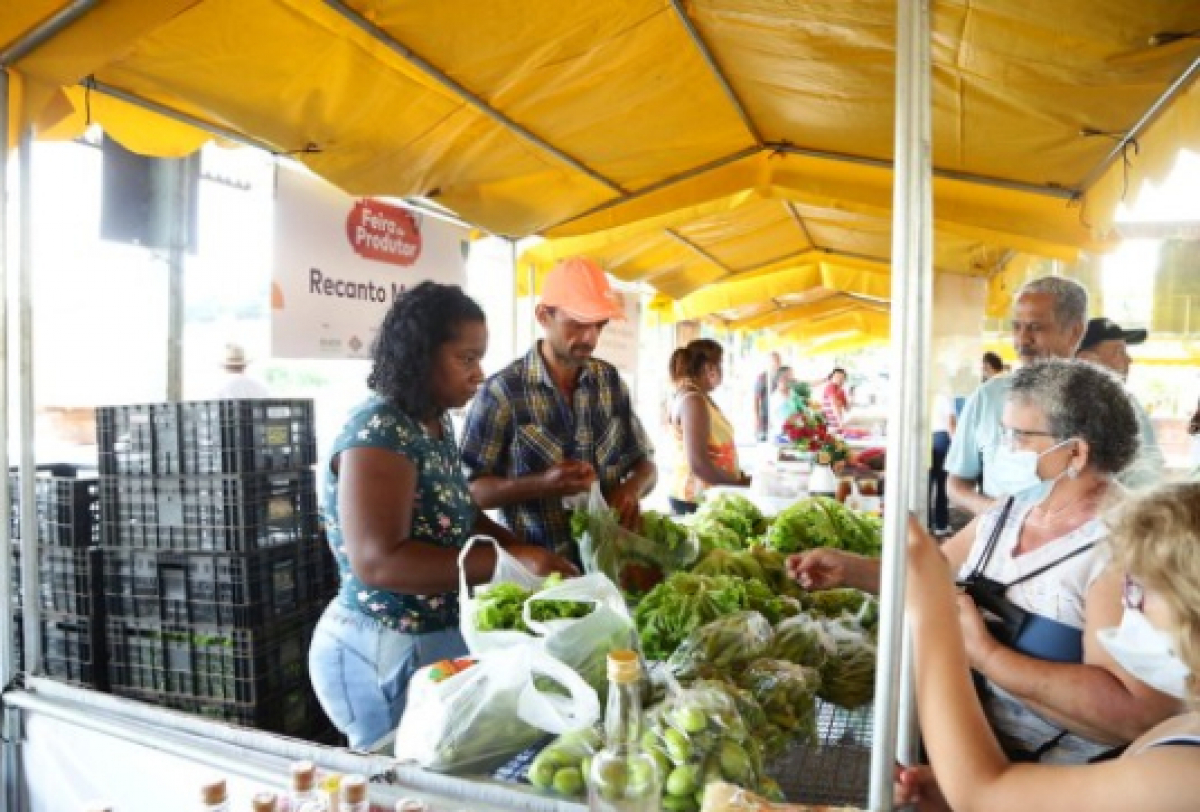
[251,792,278,812]
[200,779,227,805]
[341,774,368,804]
[606,649,641,684]
[291,761,317,791]
[395,799,429,812]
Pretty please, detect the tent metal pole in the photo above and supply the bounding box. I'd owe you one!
[322,0,623,195]
[1077,56,1200,192]
[667,0,762,146]
[0,67,14,691]
[509,239,520,361]
[0,0,98,64]
[663,229,735,275]
[165,156,193,402]
[869,0,933,807]
[16,120,39,680]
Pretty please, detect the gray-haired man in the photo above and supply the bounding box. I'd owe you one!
[947,277,1088,516]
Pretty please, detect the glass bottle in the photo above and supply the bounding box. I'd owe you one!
[289,761,328,812]
[340,774,369,812]
[199,779,230,812]
[250,792,278,812]
[587,649,661,812]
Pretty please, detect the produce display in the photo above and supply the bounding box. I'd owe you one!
[804,589,879,633]
[572,503,699,597]
[736,659,821,746]
[667,611,774,682]
[473,573,593,632]
[815,616,877,710]
[764,498,882,557]
[767,614,832,670]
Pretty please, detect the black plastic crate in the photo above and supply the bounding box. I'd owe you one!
[8,475,100,548]
[106,608,319,705]
[97,400,316,476]
[12,546,105,617]
[104,541,328,628]
[42,611,108,690]
[100,470,319,553]
[13,610,23,673]
[113,680,330,739]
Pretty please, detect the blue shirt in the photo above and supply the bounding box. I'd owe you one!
[945,374,1013,498]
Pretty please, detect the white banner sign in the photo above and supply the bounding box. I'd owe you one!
[272,167,469,359]
[594,287,641,383]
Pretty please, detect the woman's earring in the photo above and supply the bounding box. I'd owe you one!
[1067,465,1079,479]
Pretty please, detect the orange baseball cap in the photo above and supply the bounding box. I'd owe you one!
[540,257,626,323]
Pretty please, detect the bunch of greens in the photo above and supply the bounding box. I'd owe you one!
[768,613,833,670]
[693,493,766,553]
[666,611,774,682]
[642,510,691,552]
[473,573,592,633]
[805,588,879,633]
[736,659,822,746]
[634,573,750,660]
[816,615,878,710]
[689,547,804,600]
[764,497,882,557]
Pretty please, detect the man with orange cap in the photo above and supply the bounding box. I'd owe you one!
[461,257,656,559]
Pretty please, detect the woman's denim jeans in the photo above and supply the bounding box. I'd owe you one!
[308,600,467,751]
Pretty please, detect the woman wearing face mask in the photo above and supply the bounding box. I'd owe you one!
[789,360,1180,763]
[895,483,1200,811]
[667,339,749,515]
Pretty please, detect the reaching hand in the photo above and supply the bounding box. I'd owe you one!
[606,479,642,530]
[894,764,950,812]
[786,548,851,591]
[508,544,580,578]
[542,460,596,498]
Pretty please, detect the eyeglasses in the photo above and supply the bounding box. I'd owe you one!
[1123,574,1145,612]
[998,425,1061,449]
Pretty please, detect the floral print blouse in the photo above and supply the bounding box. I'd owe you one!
[324,397,476,632]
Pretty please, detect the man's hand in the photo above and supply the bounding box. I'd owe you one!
[606,478,642,530]
[507,544,580,578]
[787,548,851,591]
[541,461,596,498]
[894,764,950,812]
[956,593,999,671]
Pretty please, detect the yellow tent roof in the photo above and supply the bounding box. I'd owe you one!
[4,1,1200,333]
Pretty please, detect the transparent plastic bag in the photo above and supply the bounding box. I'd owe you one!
[816,616,877,710]
[394,644,600,773]
[768,613,835,670]
[575,482,699,598]
[700,781,865,812]
[736,659,822,746]
[458,536,545,653]
[666,611,774,682]
[525,725,603,798]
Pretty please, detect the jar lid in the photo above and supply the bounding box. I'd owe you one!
[290,761,316,791]
[200,779,227,805]
[341,774,368,804]
[251,791,278,812]
[606,649,641,684]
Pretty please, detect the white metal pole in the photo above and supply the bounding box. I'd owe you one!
[166,157,192,401]
[0,67,14,691]
[869,0,933,808]
[510,238,520,361]
[16,121,39,678]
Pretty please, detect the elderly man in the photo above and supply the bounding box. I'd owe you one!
[947,277,1088,516]
[1076,317,1164,489]
[460,257,656,561]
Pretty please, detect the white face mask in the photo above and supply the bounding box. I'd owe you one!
[989,438,1073,501]
[1098,607,1190,700]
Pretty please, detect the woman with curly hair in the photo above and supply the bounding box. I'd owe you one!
[309,281,577,751]
[896,482,1200,811]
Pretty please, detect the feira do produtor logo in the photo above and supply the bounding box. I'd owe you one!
[308,199,423,303]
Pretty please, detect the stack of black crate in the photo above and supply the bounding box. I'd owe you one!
[8,471,107,688]
[96,400,338,740]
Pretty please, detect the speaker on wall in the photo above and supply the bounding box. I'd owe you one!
[100,134,200,252]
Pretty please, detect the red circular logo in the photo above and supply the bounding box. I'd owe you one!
[345,200,422,266]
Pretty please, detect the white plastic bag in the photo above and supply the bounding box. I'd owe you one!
[458,535,544,654]
[458,536,635,691]
[394,645,601,773]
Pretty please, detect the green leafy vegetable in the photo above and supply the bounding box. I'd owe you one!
[473,573,592,632]
[764,497,882,557]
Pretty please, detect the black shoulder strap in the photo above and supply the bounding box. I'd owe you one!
[970,496,1016,579]
[1006,541,1097,588]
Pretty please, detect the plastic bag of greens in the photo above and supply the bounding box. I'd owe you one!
[395,644,600,773]
[816,616,877,710]
[523,572,636,692]
[768,613,834,670]
[458,536,546,652]
[736,659,822,746]
[574,482,699,598]
[526,725,603,798]
[666,611,774,682]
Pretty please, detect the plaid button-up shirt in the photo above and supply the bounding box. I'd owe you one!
[460,343,654,557]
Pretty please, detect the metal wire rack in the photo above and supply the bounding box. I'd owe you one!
[768,700,874,808]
